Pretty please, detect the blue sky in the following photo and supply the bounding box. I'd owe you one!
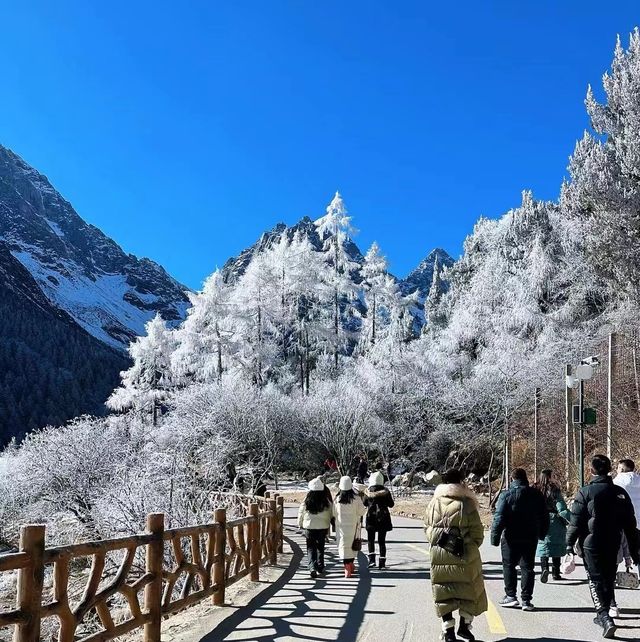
[1,2,638,289]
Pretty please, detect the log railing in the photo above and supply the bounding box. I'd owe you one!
[0,493,286,642]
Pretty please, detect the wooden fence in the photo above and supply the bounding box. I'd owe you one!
[0,493,285,642]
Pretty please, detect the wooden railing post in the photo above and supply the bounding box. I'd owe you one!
[249,503,260,581]
[268,499,278,565]
[276,495,285,553]
[144,513,164,642]
[213,508,227,606]
[14,524,45,642]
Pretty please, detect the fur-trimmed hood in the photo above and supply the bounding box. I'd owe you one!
[434,483,479,510]
[365,486,391,499]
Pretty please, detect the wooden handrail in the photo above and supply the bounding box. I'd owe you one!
[0,494,286,642]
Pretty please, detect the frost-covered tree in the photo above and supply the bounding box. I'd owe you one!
[107,315,176,423]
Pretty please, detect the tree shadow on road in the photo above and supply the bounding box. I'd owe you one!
[197,535,379,641]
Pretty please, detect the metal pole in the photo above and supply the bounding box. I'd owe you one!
[607,333,615,459]
[534,387,540,479]
[565,364,572,492]
[579,378,585,488]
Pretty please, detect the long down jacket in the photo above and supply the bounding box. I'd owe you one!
[535,487,571,558]
[425,483,488,618]
[335,495,367,561]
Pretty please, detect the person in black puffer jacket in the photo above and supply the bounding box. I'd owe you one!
[566,454,640,639]
[491,468,549,611]
[364,471,394,569]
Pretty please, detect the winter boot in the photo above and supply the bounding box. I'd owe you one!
[540,556,550,584]
[457,615,475,641]
[378,557,386,570]
[441,618,457,642]
[368,553,376,568]
[344,562,354,578]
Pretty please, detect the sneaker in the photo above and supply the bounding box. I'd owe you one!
[441,628,457,642]
[499,595,520,608]
[521,600,535,612]
[552,572,562,581]
[540,569,549,584]
[599,614,617,639]
[367,555,376,568]
[609,606,620,618]
[310,570,317,579]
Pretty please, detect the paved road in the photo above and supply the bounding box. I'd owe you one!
[197,506,640,642]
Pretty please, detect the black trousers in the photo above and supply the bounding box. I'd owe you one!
[305,529,327,571]
[540,556,561,574]
[584,547,618,614]
[501,538,537,601]
[367,529,387,558]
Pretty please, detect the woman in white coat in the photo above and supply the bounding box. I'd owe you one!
[334,476,367,577]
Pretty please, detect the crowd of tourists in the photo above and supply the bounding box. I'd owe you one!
[297,464,394,579]
[425,455,640,641]
[295,454,640,641]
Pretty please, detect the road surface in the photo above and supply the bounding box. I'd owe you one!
[195,506,640,642]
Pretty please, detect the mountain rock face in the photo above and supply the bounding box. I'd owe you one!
[400,248,455,300]
[0,145,190,349]
[222,215,453,299]
[221,216,364,284]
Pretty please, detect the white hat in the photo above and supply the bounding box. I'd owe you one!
[339,475,353,491]
[308,477,324,492]
[369,471,384,487]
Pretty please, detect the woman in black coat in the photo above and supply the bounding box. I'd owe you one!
[364,471,394,569]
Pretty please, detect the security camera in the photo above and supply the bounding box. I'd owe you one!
[581,356,600,367]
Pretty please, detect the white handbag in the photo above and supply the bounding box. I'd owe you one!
[560,553,576,575]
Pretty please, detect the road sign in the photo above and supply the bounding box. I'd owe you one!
[572,405,596,425]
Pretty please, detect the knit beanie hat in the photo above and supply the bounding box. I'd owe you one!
[308,477,324,492]
[369,471,384,487]
[339,475,353,491]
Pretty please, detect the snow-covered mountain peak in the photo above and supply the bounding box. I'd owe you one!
[0,144,190,349]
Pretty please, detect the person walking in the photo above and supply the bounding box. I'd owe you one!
[491,468,549,612]
[297,477,334,578]
[567,454,640,638]
[364,471,394,569]
[609,458,640,618]
[334,475,366,578]
[356,455,368,485]
[425,469,488,642]
[534,469,571,583]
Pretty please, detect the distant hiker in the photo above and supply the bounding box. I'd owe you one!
[364,471,394,569]
[356,455,368,485]
[334,476,366,578]
[610,458,640,617]
[425,469,487,642]
[567,454,640,638]
[297,477,334,578]
[534,469,571,583]
[491,468,549,612]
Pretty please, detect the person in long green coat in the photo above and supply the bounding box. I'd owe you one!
[425,469,488,642]
[534,469,571,582]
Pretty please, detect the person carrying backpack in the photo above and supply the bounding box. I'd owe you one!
[364,471,394,569]
[297,477,334,578]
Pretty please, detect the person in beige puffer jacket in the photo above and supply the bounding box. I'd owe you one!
[425,469,488,642]
[298,477,334,578]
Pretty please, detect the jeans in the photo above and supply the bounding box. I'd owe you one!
[367,529,387,558]
[305,529,327,571]
[501,538,537,601]
[584,547,618,615]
